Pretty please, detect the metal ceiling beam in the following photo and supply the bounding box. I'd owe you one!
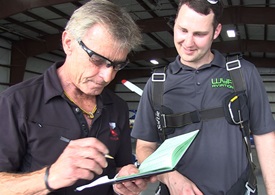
[11,35,275,66]
[136,7,275,33]
[0,0,81,19]
[222,7,275,25]
[2,2,275,31]
[9,34,62,84]
[130,40,275,61]
[5,17,49,37]
[12,34,62,56]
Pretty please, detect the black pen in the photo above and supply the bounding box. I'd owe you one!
[60,136,114,159]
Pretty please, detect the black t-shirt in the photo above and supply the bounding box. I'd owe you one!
[0,62,132,195]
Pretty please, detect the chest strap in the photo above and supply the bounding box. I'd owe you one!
[160,107,224,128]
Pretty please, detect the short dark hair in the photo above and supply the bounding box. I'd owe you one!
[177,0,224,29]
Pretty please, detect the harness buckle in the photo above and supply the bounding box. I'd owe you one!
[228,96,243,125]
[152,73,166,82]
[190,110,200,123]
[161,114,167,128]
[244,182,256,195]
[226,59,241,71]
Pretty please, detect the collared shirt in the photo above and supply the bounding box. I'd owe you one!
[132,50,275,194]
[0,61,132,195]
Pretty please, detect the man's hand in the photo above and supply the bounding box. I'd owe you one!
[159,171,203,195]
[113,164,157,195]
[46,137,109,190]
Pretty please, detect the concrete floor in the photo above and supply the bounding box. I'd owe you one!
[138,147,267,195]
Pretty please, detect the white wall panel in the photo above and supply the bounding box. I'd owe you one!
[0,66,9,83]
[0,48,11,64]
[25,57,52,74]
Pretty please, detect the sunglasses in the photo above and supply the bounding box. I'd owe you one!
[207,0,219,4]
[77,39,129,71]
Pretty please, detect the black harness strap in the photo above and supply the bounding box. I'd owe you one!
[161,107,224,128]
[152,54,257,194]
[152,66,166,110]
[152,66,168,141]
[226,55,245,92]
[226,54,257,194]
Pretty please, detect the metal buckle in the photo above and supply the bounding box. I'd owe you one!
[152,73,166,82]
[226,59,241,71]
[244,182,256,195]
[228,96,243,125]
[161,114,167,128]
[190,110,200,123]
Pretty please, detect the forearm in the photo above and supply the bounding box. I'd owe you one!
[254,132,275,195]
[0,168,49,195]
[135,139,157,163]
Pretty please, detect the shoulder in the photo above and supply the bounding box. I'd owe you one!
[0,75,43,99]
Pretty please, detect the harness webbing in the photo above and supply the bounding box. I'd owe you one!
[152,66,166,110]
[151,54,257,193]
[226,55,257,194]
[162,107,224,128]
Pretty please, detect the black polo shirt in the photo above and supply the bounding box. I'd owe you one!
[0,62,132,195]
[132,50,275,194]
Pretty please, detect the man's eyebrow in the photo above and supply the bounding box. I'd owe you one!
[194,31,209,34]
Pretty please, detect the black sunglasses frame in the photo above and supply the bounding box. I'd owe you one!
[77,39,129,71]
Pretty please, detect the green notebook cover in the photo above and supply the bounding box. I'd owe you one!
[76,129,199,191]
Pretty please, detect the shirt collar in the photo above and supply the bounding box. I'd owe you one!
[43,61,64,103]
[170,49,226,74]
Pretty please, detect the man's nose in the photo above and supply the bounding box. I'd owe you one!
[99,65,116,83]
[184,34,194,46]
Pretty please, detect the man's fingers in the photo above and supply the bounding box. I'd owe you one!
[69,137,109,155]
[73,157,106,175]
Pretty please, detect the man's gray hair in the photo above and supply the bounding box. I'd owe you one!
[65,0,142,51]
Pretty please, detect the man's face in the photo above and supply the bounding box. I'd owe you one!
[173,4,221,68]
[64,24,129,95]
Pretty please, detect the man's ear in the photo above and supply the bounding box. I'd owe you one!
[62,31,73,55]
[214,23,222,39]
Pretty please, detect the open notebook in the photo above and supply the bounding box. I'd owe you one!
[76,129,199,191]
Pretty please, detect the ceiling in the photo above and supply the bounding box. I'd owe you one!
[1,0,275,88]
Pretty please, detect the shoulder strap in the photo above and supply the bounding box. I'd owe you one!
[152,65,166,110]
[226,53,246,92]
[151,65,168,141]
[226,53,257,193]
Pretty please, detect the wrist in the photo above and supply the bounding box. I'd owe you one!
[44,165,55,192]
[157,170,177,184]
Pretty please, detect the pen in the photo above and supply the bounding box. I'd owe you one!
[60,136,114,159]
[104,154,114,159]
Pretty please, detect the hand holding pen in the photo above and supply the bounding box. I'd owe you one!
[44,137,113,192]
[60,136,114,159]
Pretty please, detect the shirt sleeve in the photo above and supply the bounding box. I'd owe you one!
[244,60,275,134]
[0,93,27,172]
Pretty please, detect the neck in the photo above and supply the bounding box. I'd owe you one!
[182,51,214,69]
[64,91,97,119]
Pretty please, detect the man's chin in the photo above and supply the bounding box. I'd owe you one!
[90,87,104,96]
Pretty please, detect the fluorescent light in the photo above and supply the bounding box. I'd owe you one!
[227,30,236,38]
[150,59,159,65]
